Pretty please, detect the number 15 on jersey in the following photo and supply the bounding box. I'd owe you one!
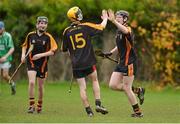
[69,33,86,50]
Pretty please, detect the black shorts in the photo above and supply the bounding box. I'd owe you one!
[26,59,48,78]
[114,62,137,76]
[73,65,96,79]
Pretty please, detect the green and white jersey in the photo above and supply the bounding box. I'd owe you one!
[0,32,14,62]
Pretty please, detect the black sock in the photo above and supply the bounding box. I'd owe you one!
[85,106,92,114]
[29,97,35,106]
[132,104,141,114]
[95,99,101,106]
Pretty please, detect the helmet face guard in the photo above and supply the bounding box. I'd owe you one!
[36,16,48,33]
[76,9,83,21]
[37,16,48,24]
[115,10,129,23]
[67,6,83,22]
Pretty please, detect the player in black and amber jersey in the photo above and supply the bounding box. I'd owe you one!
[106,9,144,117]
[61,6,108,117]
[21,16,58,114]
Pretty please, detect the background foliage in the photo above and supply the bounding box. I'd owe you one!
[0,0,179,87]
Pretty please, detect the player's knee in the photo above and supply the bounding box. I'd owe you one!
[38,85,43,91]
[122,85,131,92]
[109,83,117,90]
[2,73,9,80]
[80,89,88,100]
[82,87,87,92]
[80,87,87,93]
[29,81,35,87]
[91,76,98,82]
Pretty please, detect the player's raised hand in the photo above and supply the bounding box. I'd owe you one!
[101,9,108,20]
[108,9,115,22]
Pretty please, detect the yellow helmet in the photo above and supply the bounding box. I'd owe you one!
[67,6,83,22]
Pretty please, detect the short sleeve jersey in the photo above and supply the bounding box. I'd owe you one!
[116,26,137,66]
[22,31,58,66]
[0,32,14,62]
[62,22,104,70]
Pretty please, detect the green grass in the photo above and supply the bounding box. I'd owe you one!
[0,81,180,123]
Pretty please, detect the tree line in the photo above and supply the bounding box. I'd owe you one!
[0,0,179,87]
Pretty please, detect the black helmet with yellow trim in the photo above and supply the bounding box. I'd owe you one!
[67,6,83,22]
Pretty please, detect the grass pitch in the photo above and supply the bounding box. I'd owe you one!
[0,80,180,123]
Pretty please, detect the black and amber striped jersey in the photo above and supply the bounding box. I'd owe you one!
[22,31,58,67]
[62,22,104,70]
[116,26,137,66]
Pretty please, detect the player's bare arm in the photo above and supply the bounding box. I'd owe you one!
[21,46,27,63]
[108,9,129,34]
[32,51,55,61]
[0,47,14,63]
[110,46,118,53]
[100,10,108,28]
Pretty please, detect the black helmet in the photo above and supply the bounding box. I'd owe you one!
[37,16,48,23]
[115,10,129,19]
[36,16,48,33]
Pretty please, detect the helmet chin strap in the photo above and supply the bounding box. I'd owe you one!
[77,13,83,21]
[36,29,46,36]
[39,30,45,33]
[122,17,127,25]
[122,21,126,25]
[36,26,47,33]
